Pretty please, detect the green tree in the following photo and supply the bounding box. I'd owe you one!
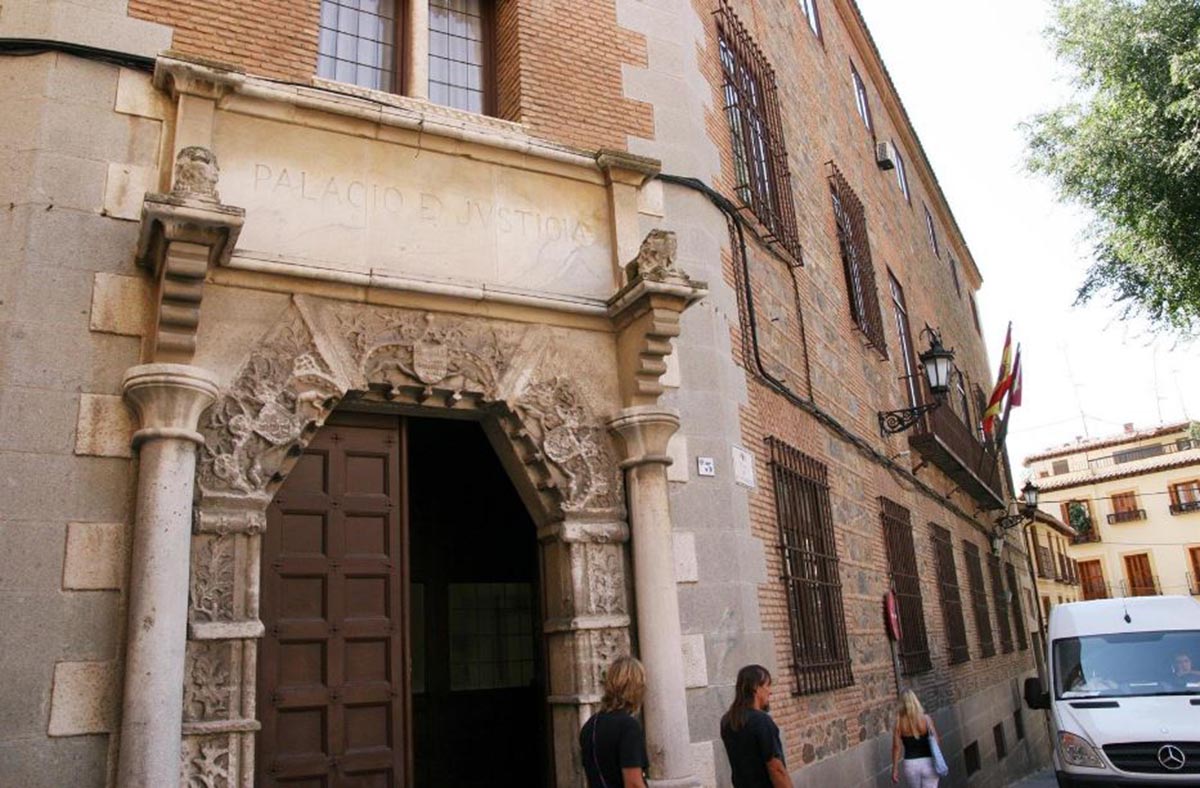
[1025,0,1200,333]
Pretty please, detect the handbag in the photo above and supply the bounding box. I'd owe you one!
[928,726,949,777]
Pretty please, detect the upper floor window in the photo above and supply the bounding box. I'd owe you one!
[924,203,940,257]
[831,165,887,356]
[717,1,803,261]
[949,256,962,297]
[894,142,910,202]
[318,0,401,92]
[317,0,495,115]
[430,0,491,113]
[969,293,982,336]
[798,0,821,38]
[851,62,872,132]
[888,271,918,407]
[1170,480,1200,514]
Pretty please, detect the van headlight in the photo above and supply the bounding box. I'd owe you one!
[1059,731,1106,769]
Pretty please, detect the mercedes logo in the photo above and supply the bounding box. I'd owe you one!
[1157,744,1186,771]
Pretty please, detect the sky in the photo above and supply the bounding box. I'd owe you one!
[853,0,1200,473]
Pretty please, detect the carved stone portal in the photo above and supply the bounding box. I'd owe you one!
[183,295,631,786]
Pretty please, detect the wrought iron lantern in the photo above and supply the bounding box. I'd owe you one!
[878,326,955,436]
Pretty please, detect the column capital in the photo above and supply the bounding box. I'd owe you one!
[122,364,220,448]
[609,406,680,469]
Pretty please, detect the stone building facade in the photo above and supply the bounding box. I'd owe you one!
[0,0,1048,786]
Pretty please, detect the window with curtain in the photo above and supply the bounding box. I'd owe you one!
[318,0,401,92]
[429,0,490,113]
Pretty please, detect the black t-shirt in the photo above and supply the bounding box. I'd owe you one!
[580,711,649,788]
[721,708,786,788]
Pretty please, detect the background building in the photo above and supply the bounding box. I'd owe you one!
[1026,511,1081,621]
[0,0,1046,786]
[1027,421,1200,601]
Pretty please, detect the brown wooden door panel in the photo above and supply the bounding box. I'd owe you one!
[260,417,408,787]
[1124,553,1156,596]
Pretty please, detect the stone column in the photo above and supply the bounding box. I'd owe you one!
[407,0,430,100]
[610,406,697,788]
[607,229,707,788]
[116,364,219,787]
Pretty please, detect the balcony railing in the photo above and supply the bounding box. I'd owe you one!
[909,404,1006,510]
[1107,509,1146,524]
[1083,438,1197,472]
[1119,578,1161,597]
[1081,580,1110,600]
[1170,500,1200,515]
[1072,530,1101,545]
[1188,572,1200,596]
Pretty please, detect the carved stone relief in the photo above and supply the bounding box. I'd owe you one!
[185,295,633,786]
[183,642,232,722]
[181,735,232,788]
[189,535,235,623]
[587,545,626,616]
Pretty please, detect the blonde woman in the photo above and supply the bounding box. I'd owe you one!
[890,689,943,787]
[580,656,649,788]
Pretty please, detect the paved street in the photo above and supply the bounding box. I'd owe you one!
[1009,768,1055,787]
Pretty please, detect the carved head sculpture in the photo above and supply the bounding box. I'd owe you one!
[624,229,687,284]
[172,146,221,201]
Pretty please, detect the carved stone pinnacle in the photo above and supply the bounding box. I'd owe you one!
[172,146,221,202]
[624,229,690,284]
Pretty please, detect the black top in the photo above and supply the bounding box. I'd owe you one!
[580,711,649,788]
[902,733,932,760]
[720,708,786,788]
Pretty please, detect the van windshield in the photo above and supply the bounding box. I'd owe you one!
[1055,630,1200,699]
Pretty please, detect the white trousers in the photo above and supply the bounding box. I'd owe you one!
[901,756,940,788]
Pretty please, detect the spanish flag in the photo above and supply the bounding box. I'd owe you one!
[981,323,1014,437]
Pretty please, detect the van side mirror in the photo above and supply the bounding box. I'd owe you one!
[1024,677,1050,710]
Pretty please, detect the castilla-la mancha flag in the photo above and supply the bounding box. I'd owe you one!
[981,323,1014,438]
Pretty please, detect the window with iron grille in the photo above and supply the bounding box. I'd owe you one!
[962,541,995,657]
[989,553,1014,653]
[889,271,920,408]
[949,257,962,297]
[931,524,969,664]
[880,498,931,675]
[830,165,887,356]
[1006,561,1028,650]
[716,2,803,262]
[768,437,854,695]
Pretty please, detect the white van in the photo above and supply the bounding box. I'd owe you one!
[1024,596,1200,786]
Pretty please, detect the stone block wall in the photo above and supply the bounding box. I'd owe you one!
[0,52,165,786]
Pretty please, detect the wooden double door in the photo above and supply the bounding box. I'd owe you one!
[258,414,546,786]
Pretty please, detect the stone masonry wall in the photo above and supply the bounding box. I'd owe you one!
[0,53,164,786]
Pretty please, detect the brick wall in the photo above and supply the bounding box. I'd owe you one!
[127,0,653,152]
[685,0,1033,771]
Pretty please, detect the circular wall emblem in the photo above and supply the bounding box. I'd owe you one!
[1157,744,1186,771]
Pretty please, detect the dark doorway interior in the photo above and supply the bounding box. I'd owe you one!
[407,417,546,787]
[258,414,545,787]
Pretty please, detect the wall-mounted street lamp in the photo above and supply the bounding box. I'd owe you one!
[878,326,955,436]
[991,480,1041,556]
